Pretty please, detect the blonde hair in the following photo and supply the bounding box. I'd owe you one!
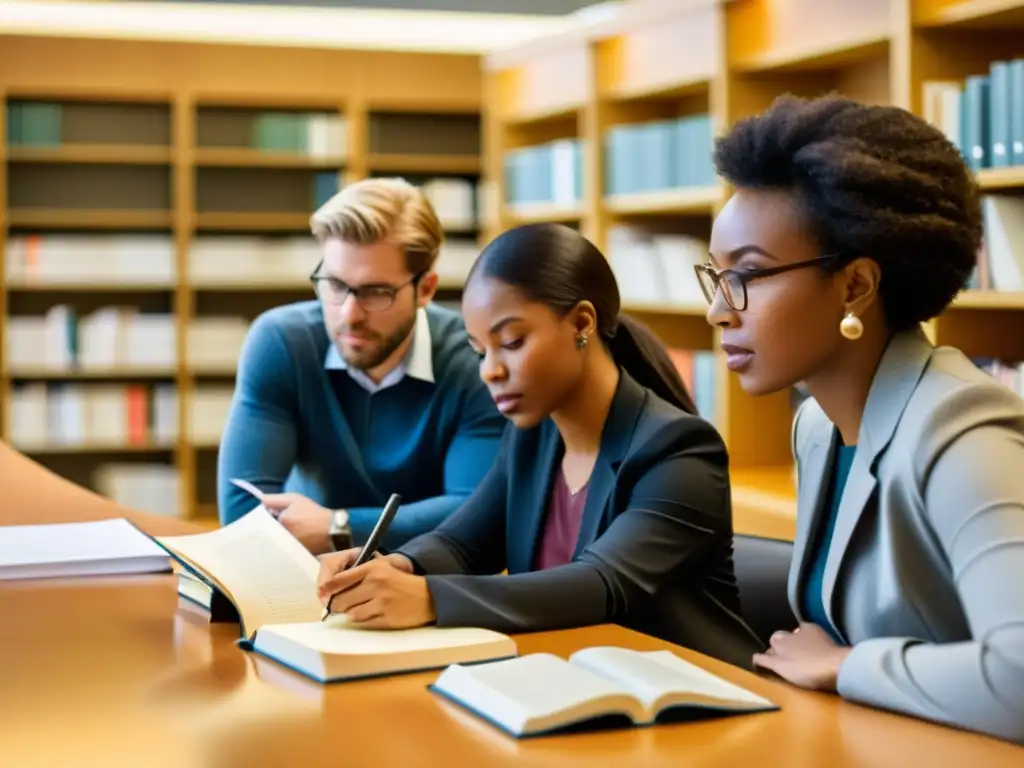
[309,177,444,274]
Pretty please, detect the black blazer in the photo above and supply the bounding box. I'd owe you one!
[396,371,763,669]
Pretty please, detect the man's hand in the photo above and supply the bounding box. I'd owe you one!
[261,492,333,555]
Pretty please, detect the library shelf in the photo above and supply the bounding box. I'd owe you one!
[7,209,174,229]
[507,202,585,225]
[605,186,722,217]
[482,0,1024,510]
[0,34,485,522]
[977,166,1024,191]
[193,147,345,169]
[913,0,1024,28]
[367,153,481,175]
[6,144,172,165]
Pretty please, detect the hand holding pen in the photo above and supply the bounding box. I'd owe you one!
[315,494,436,629]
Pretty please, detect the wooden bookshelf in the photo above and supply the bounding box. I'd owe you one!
[0,34,485,523]
[482,0,1024,520]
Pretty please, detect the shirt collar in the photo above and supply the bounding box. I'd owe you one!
[324,306,434,385]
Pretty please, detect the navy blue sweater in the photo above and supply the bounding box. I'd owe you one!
[216,301,505,549]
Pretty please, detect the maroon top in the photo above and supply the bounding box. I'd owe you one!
[533,467,589,571]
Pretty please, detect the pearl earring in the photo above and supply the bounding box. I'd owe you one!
[840,312,864,340]
[576,334,589,350]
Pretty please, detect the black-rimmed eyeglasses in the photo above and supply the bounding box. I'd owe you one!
[693,254,843,312]
[309,260,423,312]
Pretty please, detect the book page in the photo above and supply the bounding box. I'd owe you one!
[0,518,169,578]
[570,647,774,715]
[155,507,322,637]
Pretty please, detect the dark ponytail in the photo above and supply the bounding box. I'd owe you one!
[607,314,697,415]
[466,223,697,415]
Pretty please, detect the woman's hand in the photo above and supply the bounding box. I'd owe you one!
[316,553,432,629]
[752,623,852,692]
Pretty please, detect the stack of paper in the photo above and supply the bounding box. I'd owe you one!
[0,518,171,580]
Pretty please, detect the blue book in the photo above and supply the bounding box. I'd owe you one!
[1009,59,1024,167]
[989,61,1011,168]
[638,120,676,191]
[963,75,991,171]
[313,172,338,208]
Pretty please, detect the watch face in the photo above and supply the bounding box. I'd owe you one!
[333,510,349,530]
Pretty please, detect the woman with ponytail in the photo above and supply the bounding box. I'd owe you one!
[317,223,762,667]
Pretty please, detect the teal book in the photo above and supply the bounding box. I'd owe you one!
[605,125,633,195]
[988,61,1011,168]
[639,120,676,192]
[1009,59,1024,167]
[693,351,717,423]
[313,172,338,208]
[963,75,990,171]
[573,140,584,202]
[6,102,22,144]
[504,151,520,205]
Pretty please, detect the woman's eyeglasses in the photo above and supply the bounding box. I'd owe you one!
[693,254,843,312]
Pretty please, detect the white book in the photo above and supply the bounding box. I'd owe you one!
[0,518,172,581]
[153,507,517,683]
[430,647,778,738]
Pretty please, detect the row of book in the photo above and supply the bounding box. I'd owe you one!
[4,231,482,289]
[666,348,717,425]
[923,61,1024,172]
[504,139,584,208]
[8,382,236,449]
[9,382,178,449]
[250,111,347,158]
[5,308,252,374]
[605,114,716,195]
[969,195,1024,291]
[976,358,1024,398]
[607,225,707,309]
[5,102,350,160]
[94,462,182,519]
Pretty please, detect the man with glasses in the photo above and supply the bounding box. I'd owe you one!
[217,177,505,554]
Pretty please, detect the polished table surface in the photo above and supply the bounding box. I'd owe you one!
[2,449,1022,766]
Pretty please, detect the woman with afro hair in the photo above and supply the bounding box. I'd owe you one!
[697,94,1024,744]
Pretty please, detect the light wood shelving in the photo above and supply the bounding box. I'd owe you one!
[0,34,485,522]
[482,0,1024,526]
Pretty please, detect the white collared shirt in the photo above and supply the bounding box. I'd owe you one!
[323,307,434,393]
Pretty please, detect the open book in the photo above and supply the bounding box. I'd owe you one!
[177,570,240,623]
[430,646,778,737]
[153,506,517,683]
[0,518,171,581]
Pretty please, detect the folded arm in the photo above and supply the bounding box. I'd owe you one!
[217,315,300,525]
[421,427,731,633]
[837,422,1024,744]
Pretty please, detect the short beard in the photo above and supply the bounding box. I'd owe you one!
[338,311,417,372]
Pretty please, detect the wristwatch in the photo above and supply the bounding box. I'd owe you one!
[329,509,352,552]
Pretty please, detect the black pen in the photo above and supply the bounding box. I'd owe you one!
[322,493,402,621]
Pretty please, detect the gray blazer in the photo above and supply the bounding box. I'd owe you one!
[395,370,764,670]
[791,327,1024,744]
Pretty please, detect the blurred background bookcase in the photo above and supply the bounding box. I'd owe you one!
[482,0,1024,518]
[0,35,485,523]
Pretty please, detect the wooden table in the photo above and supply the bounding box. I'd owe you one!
[2,447,1022,766]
